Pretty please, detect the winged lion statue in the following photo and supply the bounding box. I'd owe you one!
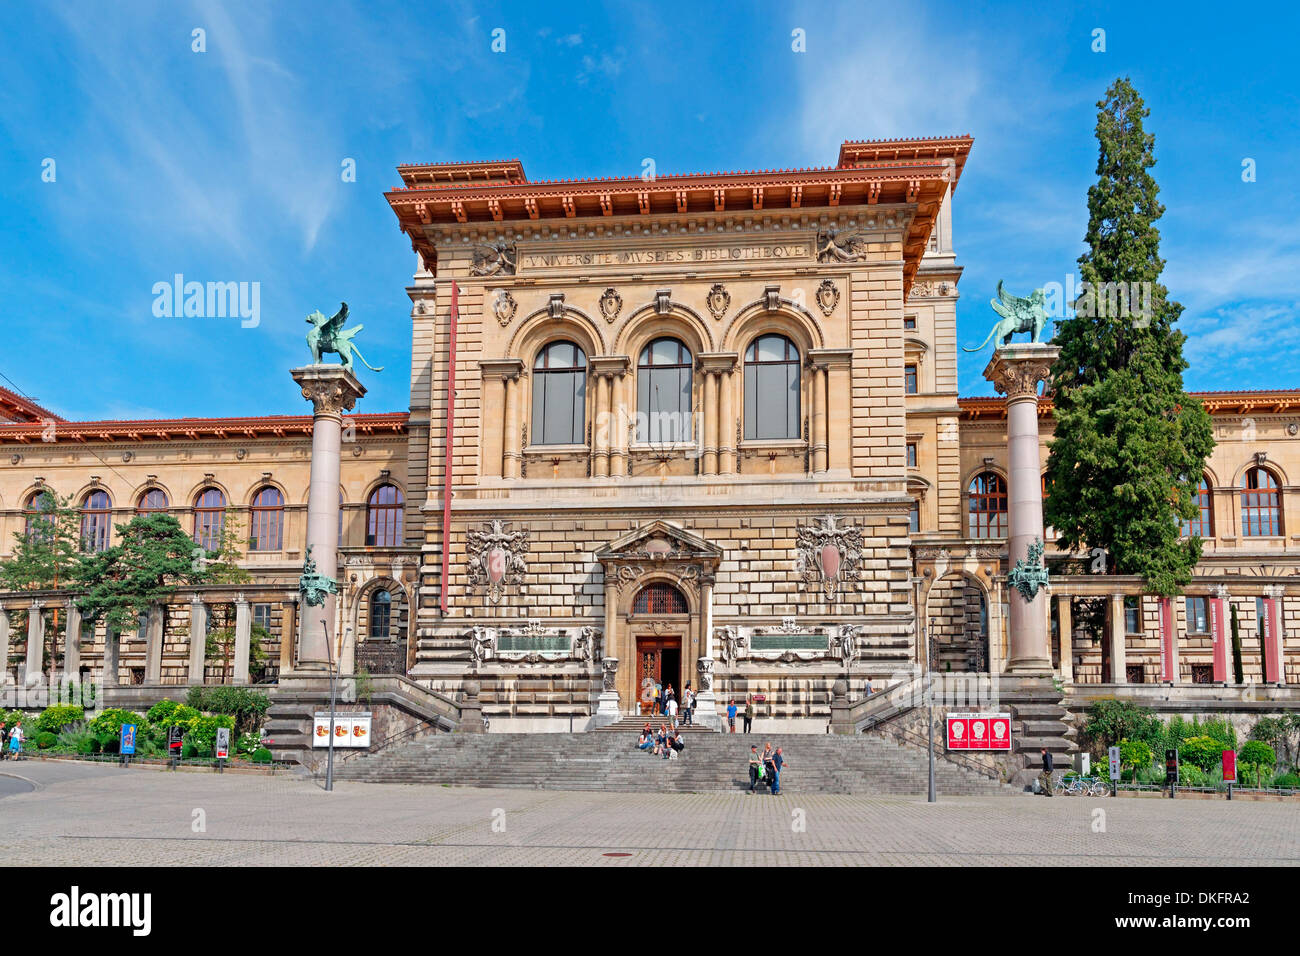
[963,281,1051,352]
[305,302,384,372]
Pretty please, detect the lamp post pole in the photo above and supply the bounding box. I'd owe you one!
[926,614,936,804]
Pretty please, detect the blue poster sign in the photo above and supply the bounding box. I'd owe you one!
[119,723,137,756]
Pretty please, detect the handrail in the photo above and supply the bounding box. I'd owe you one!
[335,716,440,763]
[869,720,1004,782]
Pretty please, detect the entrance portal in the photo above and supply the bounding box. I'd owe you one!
[636,637,682,715]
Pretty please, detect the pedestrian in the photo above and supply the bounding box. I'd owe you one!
[637,729,655,752]
[1039,747,1054,797]
[0,721,8,760]
[747,745,763,793]
[653,681,662,716]
[671,730,686,758]
[7,721,22,760]
[743,695,753,734]
[682,684,693,726]
[865,679,874,697]
[772,746,786,795]
[761,742,776,793]
[666,693,679,731]
[726,699,737,734]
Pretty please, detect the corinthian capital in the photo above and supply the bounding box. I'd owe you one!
[292,365,367,418]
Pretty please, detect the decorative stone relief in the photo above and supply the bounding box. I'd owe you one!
[490,289,517,327]
[575,625,602,665]
[599,287,623,323]
[986,356,1055,400]
[715,625,747,664]
[654,289,672,315]
[602,656,619,691]
[706,283,731,320]
[466,519,529,603]
[815,227,868,263]
[470,239,516,276]
[815,279,840,316]
[547,293,565,319]
[697,657,714,692]
[795,514,865,600]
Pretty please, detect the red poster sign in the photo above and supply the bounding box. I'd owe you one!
[1159,597,1176,682]
[1261,598,1282,684]
[1222,749,1236,783]
[1209,597,1228,683]
[946,713,1012,751]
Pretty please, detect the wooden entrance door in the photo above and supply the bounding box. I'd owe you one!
[636,637,681,715]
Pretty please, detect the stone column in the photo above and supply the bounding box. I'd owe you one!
[1110,593,1128,684]
[984,344,1059,673]
[0,608,10,686]
[63,599,82,678]
[592,356,630,479]
[188,596,207,684]
[25,601,44,683]
[702,370,718,475]
[102,626,120,687]
[292,365,367,672]
[1056,594,1073,684]
[811,364,829,474]
[233,594,252,684]
[502,373,521,479]
[144,603,164,683]
[602,576,620,712]
[694,576,719,728]
[609,370,628,477]
[718,367,735,475]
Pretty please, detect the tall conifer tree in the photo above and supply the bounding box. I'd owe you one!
[1045,77,1213,596]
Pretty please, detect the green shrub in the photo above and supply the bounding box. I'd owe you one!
[87,708,145,740]
[1179,736,1225,772]
[75,737,100,755]
[1118,738,1152,783]
[183,714,234,752]
[146,699,182,724]
[250,747,272,764]
[1239,740,1277,787]
[1178,764,1207,787]
[186,687,270,737]
[1272,772,1300,790]
[34,731,58,750]
[35,704,85,734]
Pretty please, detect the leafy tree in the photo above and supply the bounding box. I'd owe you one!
[0,490,82,592]
[1238,740,1276,788]
[1179,735,1224,772]
[74,514,211,635]
[1118,738,1152,784]
[1045,78,1214,596]
[1082,699,1157,751]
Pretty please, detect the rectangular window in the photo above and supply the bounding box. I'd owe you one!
[252,604,272,632]
[906,442,917,468]
[904,364,918,394]
[904,316,917,331]
[1191,664,1214,684]
[1124,597,1141,635]
[1126,665,1146,684]
[637,366,692,442]
[1185,597,1208,634]
[907,501,920,533]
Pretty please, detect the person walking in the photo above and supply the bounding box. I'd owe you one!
[7,721,22,760]
[772,747,786,795]
[726,699,737,734]
[742,695,753,734]
[666,693,679,731]
[761,743,776,793]
[747,745,763,793]
[652,681,662,716]
[1039,747,1054,797]
[0,721,8,760]
[682,684,693,726]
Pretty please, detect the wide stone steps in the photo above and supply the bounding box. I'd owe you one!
[332,732,1014,795]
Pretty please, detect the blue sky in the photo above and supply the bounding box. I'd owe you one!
[1,0,1296,421]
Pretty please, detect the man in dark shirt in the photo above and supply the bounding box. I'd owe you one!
[771,747,785,795]
[747,745,762,793]
[1039,748,1054,797]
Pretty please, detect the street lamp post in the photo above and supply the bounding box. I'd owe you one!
[926,614,936,804]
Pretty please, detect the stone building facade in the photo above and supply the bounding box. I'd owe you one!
[1,135,1295,729]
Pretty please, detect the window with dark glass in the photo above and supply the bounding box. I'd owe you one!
[137,488,169,514]
[80,490,112,552]
[1181,475,1213,538]
[252,603,272,631]
[632,583,688,614]
[249,487,283,551]
[904,364,918,394]
[1241,467,1281,536]
[636,337,693,442]
[903,316,917,330]
[908,500,920,533]
[1185,596,1208,633]
[967,472,1007,538]
[1126,665,1146,684]
[743,334,800,440]
[193,488,226,551]
[23,490,53,541]
[906,442,918,468]
[366,484,404,547]
[1124,596,1141,634]
[531,340,587,446]
[369,590,392,639]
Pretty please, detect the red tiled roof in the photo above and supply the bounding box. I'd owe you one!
[0,386,65,424]
[0,411,408,444]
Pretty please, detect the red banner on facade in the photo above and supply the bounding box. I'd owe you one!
[1159,597,1176,682]
[1209,597,1228,683]
[946,713,1012,751]
[1261,597,1282,684]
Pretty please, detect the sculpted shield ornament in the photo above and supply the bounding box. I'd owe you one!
[795,514,865,600]
[599,287,623,323]
[816,279,840,316]
[491,289,517,327]
[467,519,530,603]
[706,283,731,320]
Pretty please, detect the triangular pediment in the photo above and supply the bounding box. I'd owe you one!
[596,520,722,563]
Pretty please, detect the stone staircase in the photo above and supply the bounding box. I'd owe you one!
[330,731,1014,795]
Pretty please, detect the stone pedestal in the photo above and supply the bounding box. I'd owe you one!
[291,365,366,672]
[593,657,622,727]
[829,679,854,735]
[692,657,721,730]
[983,344,1059,674]
[458,681,485,733]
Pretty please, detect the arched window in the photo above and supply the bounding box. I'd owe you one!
[23,490,53,540]
[249,487,283,551]
[80,490,112,552]
[1182,476,1213,538]
[193,488,226,551]
[366,484,404,547]
[632,582,688,614]
[369,590,392,640]
[137,488,169,515]
[744,334,800,440]
[1241,467,1281,537]
[967,472,1008,538]
[637,337,693,442]
[531,341,587,446]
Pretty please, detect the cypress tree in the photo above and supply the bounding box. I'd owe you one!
[1045,77,1214,596]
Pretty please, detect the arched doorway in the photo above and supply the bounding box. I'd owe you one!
[630,582,689,714]
[353,580,409,675]
[924,571,991,672]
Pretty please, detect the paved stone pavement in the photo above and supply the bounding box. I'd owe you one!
[1,760,1297,866]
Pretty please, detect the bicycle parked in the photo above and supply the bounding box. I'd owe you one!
[1052,773,1110,797]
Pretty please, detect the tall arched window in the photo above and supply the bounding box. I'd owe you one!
[637,337,693,442]
[80,490,112,552]
[193,488,226,551]
[1182,476,1213,538]
[531,340,587,445]
[23,490,53,541]
[369,590,392,640]
[366,484,404,547]
[137,489,169,515]
[1241,467,1281,537]
[967,472,1008,538]
[249,487,283,551]
[632,582,688,614]
[744,334,800,439]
